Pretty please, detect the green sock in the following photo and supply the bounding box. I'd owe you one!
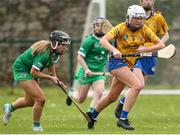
[33,122,40,127]
[10,104,15,112]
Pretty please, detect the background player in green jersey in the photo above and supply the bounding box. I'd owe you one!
[66,17,113,113]
[2,30,71,131]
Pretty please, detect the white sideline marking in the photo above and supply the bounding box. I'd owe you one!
[72,89,180,97]
[138,90,180,95]
[103,89,180,96]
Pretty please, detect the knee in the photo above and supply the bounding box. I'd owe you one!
[107,93,119,103]
[25,100,35,107]
[76,97,85,103]
[132,82,145,94]
[36,96,46,106]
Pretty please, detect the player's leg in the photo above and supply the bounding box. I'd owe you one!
[11,92,35,109]
[2,82,35,126]
[87,77,125,129]
[88,66,142,129]
[117,68,145,130]
[2,103,14,126]
[66,67,91,105]
[89,79,105,112]
[74,84,91,103]
[114,60,148,118]
[20,80,45,131]
[116,56,155,118]
[114,95,125,118]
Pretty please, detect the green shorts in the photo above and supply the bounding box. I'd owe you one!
[13,70,36,81]
[75,67,106,85]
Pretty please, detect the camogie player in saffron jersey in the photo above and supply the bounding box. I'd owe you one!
[86,5,165,130]
[114,0,169,126]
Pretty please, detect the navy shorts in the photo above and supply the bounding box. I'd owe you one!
[108,58,128,72]
[134,57,156,75]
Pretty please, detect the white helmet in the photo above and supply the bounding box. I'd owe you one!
[127,5,146,19]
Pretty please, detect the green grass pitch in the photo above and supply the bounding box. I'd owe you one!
[0,87,180,134]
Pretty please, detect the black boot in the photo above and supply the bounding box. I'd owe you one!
[114,103,123,118]
[66,96,72,106]
[86,112,96,129]
[117,119,134,130]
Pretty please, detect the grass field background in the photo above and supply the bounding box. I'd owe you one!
[1,86,180,134]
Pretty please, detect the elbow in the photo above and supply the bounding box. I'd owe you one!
[30,70,36,76]
[30,67,39,76]
[162,32,169,44]
[77,54,84,62]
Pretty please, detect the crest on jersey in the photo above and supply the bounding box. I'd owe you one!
[94,43,99,48]
[123,34,128,40]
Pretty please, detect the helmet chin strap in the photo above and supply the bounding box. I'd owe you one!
[94,32,104,38]
[128,21,142,32]
[51,41,58,50]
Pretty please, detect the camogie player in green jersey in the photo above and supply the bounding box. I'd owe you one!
[66,17,113,114]
[2,30,71,131]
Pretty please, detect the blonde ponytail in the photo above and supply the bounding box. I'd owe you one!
[31,40,50,55]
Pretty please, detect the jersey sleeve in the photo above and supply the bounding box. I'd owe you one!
[78,36,94,57]
[33,51,49,71]
[158,15,169,35]
[106,24,121,39]
[145,26,159,43]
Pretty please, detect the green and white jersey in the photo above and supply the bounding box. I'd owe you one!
[78,34,108,71]
[13,47,59,72]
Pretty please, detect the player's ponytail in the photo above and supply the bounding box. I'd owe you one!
[31,40,50,55]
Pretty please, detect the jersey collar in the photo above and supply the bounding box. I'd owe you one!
[146,10,154,20]
[126,22,141,33]
[92,34,100,40]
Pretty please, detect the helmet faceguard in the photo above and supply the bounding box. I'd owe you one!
[93,16,106,25]
[92,16,106,37]
[127,5,146,19]
[49,30,71,50]
[127,5,146,31]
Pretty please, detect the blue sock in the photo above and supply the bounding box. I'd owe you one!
[91,109,99,119]
[120,110,128,120]
[33,122,40,127]
[119,97,125,104]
